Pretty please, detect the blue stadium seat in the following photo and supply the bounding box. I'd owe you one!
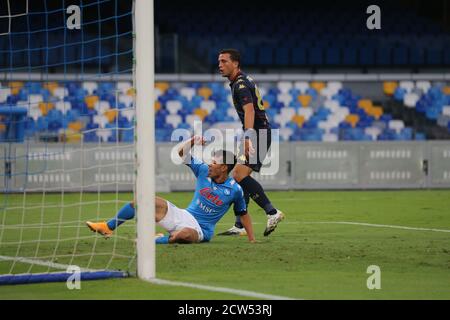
[308,47,323,65]
[342,46,357,65]
[325,47,341,65]
[257,47,273,65]
[359,46,375,65]
[393,46,408,65]
[291,47,307,65]
[376,47,391,66]
[426,48,442,65]
[121,128,134,142]
[410,46,425,65]
[274,47,290,66]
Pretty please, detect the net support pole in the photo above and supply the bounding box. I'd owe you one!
[135,0,155,281]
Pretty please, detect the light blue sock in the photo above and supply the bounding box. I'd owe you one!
[155,235,170,244]
[107,203,135,230]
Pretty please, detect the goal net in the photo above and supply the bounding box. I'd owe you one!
[0,0,144,284]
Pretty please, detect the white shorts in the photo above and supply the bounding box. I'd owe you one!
[158,201,204,242]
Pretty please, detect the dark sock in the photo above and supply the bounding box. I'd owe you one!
[238,176,277,215]
[234,190,250,228]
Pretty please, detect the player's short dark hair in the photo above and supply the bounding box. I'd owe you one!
[213,149,236,174]
[219,48,241,68]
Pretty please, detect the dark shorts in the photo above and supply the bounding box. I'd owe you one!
[236,128,271,173]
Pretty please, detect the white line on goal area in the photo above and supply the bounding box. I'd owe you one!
[0,255,297,299]
[215,221,450,233]
[300,221,450,233]
[149,278,298,300]
[0,255,97,272]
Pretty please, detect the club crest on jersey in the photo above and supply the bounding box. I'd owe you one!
[199,187,224,206]
[224,189,231,196]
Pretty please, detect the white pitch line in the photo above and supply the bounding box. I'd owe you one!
[302,221,450,233]
[0,256,298,299]
[0,255,97,272]
[149,278,298,300]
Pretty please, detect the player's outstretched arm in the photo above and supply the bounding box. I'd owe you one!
[178,135,205,159]
[240,212,256,243]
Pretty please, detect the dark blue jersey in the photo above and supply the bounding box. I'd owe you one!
[229,72,270,130]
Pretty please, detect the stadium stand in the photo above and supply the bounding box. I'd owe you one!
[155,1,450,71]
[4,79,449,143]
[383,81,450,139]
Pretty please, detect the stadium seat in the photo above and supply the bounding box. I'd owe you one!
[415,81,431,93]
[291,47,307,65]
[198,87,213,100]
[376,47,391,66]
[277,82,293,94]
[277,93,292,107]
[186,114,202,128]
[297,107,313,121]
[388,120,405,133]
[345,114,359,127]
[342,46,357,66]
[359,46,375,65]
[399,81,415,93]
[325,47,341,65]
[383,82,398,96]
[155,82,170,93]
[85,95,99,109]
[166,114,182,128]
[0,88,11,103]
[257,47,273,65]
[275,47,290,65]
[180,87,196,100]
[39,102,54,116]
[426,47,442,65]
[310,82,325,92]
[322,133,338,142]
[166,100,183,114]
[118,94,133,108]
[117,82,132,94]
[82,82,98,95]
[308,47,323,65]
[291,115,305,127]
[298,94,312,107]
[294,81,309,93]
[403,93,420,108]
[393,46,409,65]
[200,100,216,113]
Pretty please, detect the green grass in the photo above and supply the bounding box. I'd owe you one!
[0,190,449,299]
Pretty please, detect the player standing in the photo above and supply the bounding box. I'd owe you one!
[218,48,284,237]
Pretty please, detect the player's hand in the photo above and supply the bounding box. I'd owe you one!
[244,138,255,158]
[192,135,206,146]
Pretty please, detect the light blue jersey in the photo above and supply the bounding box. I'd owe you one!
[185,157,247,241]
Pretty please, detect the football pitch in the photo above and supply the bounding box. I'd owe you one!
[0,190,449,300]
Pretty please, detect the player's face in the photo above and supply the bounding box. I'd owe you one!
[208,156,227,178]
[218,53,238,77]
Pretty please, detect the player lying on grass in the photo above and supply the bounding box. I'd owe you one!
[86,135,256,244]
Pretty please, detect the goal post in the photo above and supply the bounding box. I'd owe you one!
[0,0,155,285]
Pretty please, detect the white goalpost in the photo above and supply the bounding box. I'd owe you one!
[134,0,155,281]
